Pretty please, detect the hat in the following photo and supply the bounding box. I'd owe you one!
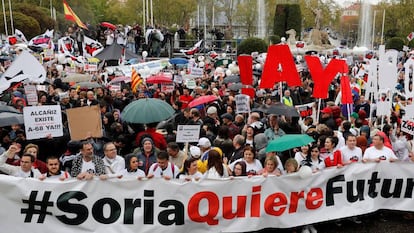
[207,106,217,115]
[141,137,154,146]
[197,137,211,148]
[321,107,332,114]
[350,112,359,119]
[189,146,201,158]
[58,92,69,99]
[221,113,233,121]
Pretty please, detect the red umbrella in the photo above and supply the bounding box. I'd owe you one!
[146,73,173,84]
[100,22,117,30]
[188,95,218,108]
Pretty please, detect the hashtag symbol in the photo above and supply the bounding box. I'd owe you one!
[21,191,54,223]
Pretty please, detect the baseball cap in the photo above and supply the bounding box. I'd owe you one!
[189,146,201,158]
[321,107,332,114]
[197,137,211,148]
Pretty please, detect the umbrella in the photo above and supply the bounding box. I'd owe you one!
[73,82,103,89]
[101,22,117,30]
[169,57,188,65]
[267,103,299,117]
[109,76,131,84]
[251,105,269,114]
[223,75,240,84]
[0,112,24,127]
[228,83,243,91]
[266,134,315,153]
[0,105,20,114]
[214,58,233,68]
[146,73,173,84]
[62,73,92,83]
[188,95,218,108]
[122,98,175,124]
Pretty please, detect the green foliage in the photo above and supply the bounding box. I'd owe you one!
[237,37,268,55]
[408,39,414,49]
[268,35,281,45]
[385,37,405,51]
[273,4,302,38]
[14,3,55,32]
[0,12,40,39]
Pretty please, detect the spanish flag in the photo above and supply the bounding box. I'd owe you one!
[131,68,143,93]
[63,0,88,30]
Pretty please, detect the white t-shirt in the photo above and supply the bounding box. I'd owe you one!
[229,158,263,174]
[121,168,146,179]
[103,155,126,178]
[363,146,398,161]
[204,164,229,179]
[294,152,307,167]
[81,160,96,174]
[340,146,363,163]
[148,162,179,179]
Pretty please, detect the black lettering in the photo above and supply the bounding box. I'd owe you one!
[124,198,141,224]
[368,172,381,198]
[326,175,345,206]
[158,200,185,225]
[381,178,403,198]
[346,180,365,203]
[144,190,154,224]
[56,191,89,225]
[92,198,121,224]
[404,178,414,198]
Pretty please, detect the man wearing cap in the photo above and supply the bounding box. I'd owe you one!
[59,92,72,112]
[221,113,239,139]
[198,137,212,162]
[320,107,336,130]
[204,106,219,135]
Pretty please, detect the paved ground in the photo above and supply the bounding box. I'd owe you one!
[254,211,414,233]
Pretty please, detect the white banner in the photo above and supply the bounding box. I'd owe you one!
[1,163,413,232]
[23,105,63,140]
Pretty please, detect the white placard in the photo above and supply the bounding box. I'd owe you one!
[401,117,414,135]
[23,105,63,140]
[186,79,197,89]
[24,84,38,106]
[176,125,201,143]
[376,101,391,116]
[235,94,251,114]
[161,83,174,93]
[189,67,204,77]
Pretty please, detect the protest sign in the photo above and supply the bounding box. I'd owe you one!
[66,105,102,140]
[23,105,63,140]
[24,84,38,106]
[161,83,174,93]
[235,94,250,113]
[176,125,201,143]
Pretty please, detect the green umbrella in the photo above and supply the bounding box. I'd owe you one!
[122,98,175,124]
[266,134,315,153]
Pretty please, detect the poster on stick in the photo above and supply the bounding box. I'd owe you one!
[66,105,102,140]
[23,105,63,140]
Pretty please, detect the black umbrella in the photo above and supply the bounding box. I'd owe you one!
[0,105,20,114]
[223,75,240,84]
[228,83,243,91]
[267,103,299,117]
[0,112,24,127]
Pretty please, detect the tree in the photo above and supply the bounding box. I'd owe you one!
[14,3,55,32]
[385,37,404,51]
[234,0,257,37]
[237,37,268,55]
[0,12,40,39]
[273,4,301,38]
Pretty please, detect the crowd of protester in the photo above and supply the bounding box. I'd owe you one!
[2,46,414,232]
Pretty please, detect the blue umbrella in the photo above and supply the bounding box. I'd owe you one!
[169,57,188,65]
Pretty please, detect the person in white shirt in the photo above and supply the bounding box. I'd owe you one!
[229,145,263,175]
[101,142,125,180]
[147,151,179,180]
[121,154,145,179]
[204,149,229,179]
[363,134,398,162]
[39,156,70,181]
[0,144,41,178]
[177,157,203,181]
[340,135,363,164]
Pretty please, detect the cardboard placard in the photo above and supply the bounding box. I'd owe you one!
[66,105,103,140]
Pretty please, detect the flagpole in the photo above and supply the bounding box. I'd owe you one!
[380,10,385,45]
[150,0,153,27]
[8,0,13,34]
[146,0,149,26]
[316,98,321,124]
[2,0,8,37]
[143,0,146,44]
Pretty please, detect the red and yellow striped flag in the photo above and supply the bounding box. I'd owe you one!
[131,68,142,93]
[63,0,88,30]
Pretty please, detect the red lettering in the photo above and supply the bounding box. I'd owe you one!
[187,192,219,225]
[250,186,261,217]
[222,196,247,219]
[264,193,287,216]
[288,191,305,213]
[306,188,324,209]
